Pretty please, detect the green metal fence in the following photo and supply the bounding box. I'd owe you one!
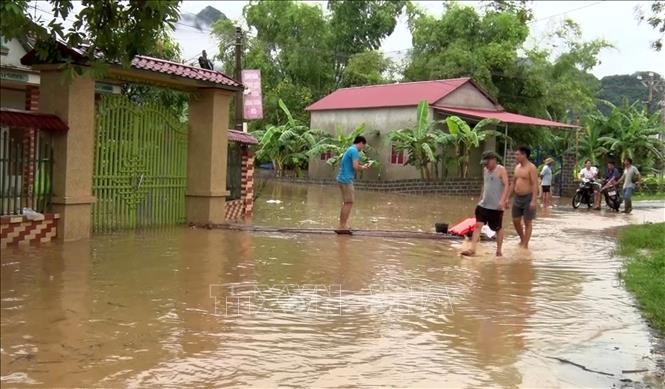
[93,95,187,231]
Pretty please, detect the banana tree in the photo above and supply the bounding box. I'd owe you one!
[307,124,373,167]
[252,99,318,177]
[443,116,503,178]
[387,100,447,180]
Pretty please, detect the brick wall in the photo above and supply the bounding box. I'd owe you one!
[560,151,577,196]
[262,175,483,195]
[1,213,59,248]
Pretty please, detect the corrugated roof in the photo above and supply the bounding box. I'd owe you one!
[0,108,68,131]
[433,106,579,128]
[131,56,241,88]
[306,78,472,111]
[228,129,258,145]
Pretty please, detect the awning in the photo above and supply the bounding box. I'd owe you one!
[228,129,258,145]
[0,108,68,131]
[432,106,578,128]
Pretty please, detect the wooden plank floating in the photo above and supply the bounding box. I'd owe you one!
[202,223,480,241]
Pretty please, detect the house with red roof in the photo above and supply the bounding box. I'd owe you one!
[306,78,576,181]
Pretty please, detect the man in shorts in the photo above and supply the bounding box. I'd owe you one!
[461,151,510,257]
[336,136,369,233]
[540,157,554,208]
[510,146,538,249]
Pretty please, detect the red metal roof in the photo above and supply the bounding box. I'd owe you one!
[0,108,68,131]
[131,56,241,88]
[306,78,472,111]
[228,129,258,145]
[433,106,579,128]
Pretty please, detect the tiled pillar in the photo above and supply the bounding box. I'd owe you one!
[186,89,233,224]
[22,85,39,208]
[38,70,96,241]
[241,150,255,216]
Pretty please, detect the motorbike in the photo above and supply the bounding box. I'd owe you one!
[572,179,595,209]
[600,178,622,211]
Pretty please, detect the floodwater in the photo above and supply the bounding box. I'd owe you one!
[2,182,664,388]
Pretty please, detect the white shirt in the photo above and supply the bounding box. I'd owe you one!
[579,166,598,180]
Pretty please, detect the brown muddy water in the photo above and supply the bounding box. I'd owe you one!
[2,182,664,388]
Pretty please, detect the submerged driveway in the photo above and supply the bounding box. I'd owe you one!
[1,182,664,387]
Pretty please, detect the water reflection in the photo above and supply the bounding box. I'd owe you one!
[1,182,663,387]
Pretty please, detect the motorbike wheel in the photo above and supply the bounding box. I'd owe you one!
[572,192,582,209]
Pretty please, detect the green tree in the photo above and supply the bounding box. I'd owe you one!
[340,51,394,87]
[444,116,503,178]
[213,1,406,130]
[387,101,448,181]
[251,99,318,177]
[308,124,371,167]
[636,0,665,51]
[0,0,180,68]
[597,101,665,169]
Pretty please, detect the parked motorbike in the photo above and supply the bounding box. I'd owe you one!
[572,179,595,209]
[601,179,622,211]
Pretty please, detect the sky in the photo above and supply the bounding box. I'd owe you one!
[176,0,664,78]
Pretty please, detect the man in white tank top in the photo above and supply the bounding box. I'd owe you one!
[461,151,510,257]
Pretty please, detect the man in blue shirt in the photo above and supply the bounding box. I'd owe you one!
[336,136,369,233]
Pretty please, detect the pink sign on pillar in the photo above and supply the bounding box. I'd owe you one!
[241,69,263,120]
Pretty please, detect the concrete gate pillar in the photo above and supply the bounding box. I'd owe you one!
[186,89,232,225]
[39,70,96,241]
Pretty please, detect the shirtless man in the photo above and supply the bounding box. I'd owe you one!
[510,146,539,248]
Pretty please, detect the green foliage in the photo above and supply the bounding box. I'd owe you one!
[340,51,395,87]
[213,1,406,130]
[251,99,318,177]
[636,1,665,51]
[308,124,375,167]
[592,100,665,169]
[596,72,664,114]
[387,101,448,180]
[618,223,665,333]
[443,116,503,178]
[0,0,181,68]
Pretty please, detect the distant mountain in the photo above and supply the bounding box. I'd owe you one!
[596,71,664,114]
[178,5,227,31]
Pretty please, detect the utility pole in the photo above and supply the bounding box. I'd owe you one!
[234,26,243,131]
[637,72,664,114]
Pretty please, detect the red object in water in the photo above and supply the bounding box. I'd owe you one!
[449,218,477,236]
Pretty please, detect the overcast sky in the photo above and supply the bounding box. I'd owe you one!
[177,0,664,78]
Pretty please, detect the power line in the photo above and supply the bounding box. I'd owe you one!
[529,1,606,24]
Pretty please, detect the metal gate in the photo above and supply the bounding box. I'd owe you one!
[93,95,187,231]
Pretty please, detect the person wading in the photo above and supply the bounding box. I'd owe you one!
[510,146,538,248]
[540,157,554,209]
[336,136,370,234]
[461,151,510,257]
[616,157,641,214]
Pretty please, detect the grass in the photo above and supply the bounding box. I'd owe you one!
[617,222,665,334]
[633,192,665,201]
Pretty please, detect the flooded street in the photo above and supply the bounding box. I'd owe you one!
[2,182,664,388]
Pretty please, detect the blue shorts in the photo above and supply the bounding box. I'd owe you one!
[623,187,634,200]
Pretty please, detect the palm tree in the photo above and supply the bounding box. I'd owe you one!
[443,116,503,178]
[252,99,318,177]
[387,100,447,180]
[577,125,610,166]
[596,101,665,166]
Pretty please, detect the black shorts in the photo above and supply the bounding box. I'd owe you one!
[542,185,551,193]
[475,205,503,231]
